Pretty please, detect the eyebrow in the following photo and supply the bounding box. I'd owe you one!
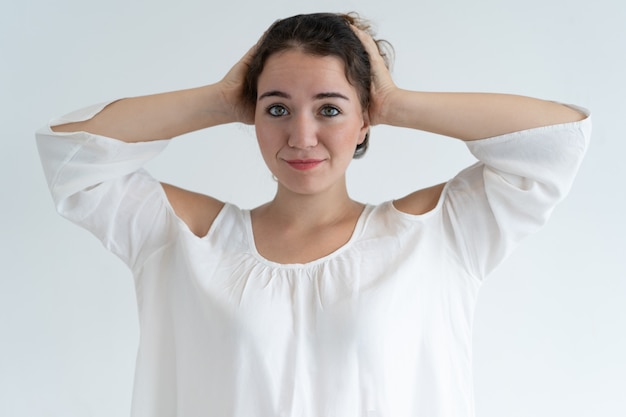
[258,90,350,101]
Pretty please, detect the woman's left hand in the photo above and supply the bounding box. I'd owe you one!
[352,26,398,126]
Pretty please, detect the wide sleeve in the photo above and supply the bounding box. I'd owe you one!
[36,102,173,270]
[442,105,591,280]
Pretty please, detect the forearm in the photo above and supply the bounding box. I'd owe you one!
[51,83,235,142]
[380,90,586,141]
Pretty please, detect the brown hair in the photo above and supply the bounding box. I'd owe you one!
[243,12,393,158]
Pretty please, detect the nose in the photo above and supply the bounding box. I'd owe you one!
[287,114,318,149]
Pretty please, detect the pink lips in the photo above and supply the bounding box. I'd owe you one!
[285,159,324,170]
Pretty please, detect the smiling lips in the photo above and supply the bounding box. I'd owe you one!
[284,159,325,170]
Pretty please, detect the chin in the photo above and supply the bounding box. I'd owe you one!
[277,175,345,197]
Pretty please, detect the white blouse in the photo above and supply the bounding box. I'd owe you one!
[36,102,591,417]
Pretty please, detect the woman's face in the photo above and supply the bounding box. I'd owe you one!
[254,49,369,196]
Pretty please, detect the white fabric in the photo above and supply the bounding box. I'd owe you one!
[36,103,591,417]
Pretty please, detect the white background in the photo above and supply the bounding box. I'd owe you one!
[2,0,625,416]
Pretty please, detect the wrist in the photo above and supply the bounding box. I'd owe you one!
[375,88,420,129]
[193,83,240,127]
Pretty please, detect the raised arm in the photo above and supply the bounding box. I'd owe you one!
[374,91,585,141]
[46,45,258,237]
[353,28,586,141]
[352,27,589,217]
[51,46,256,141]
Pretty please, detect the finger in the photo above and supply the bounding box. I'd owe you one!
[238,43,258,67]
[350,25,385,64]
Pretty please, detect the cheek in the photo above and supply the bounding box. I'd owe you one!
[333,122,364,148]
[255,124,281,160]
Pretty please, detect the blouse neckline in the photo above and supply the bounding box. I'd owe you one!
[241,204,375,269]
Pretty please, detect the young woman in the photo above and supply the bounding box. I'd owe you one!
[37,12,590,417]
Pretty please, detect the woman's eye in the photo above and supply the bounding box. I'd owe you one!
[320,106,340,117]
[267,105,289,117]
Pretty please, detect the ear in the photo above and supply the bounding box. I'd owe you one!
[359,112,371,144]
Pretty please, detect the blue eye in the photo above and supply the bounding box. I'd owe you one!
[320,106,340,117]
[267,104,289,117]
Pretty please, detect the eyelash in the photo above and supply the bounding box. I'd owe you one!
[265,104,342,118]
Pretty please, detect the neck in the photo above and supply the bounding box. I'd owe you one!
[255,178,362,230]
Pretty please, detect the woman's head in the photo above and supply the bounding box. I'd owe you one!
[243,12,392,158]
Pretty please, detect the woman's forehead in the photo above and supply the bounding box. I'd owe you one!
[259,50,351,88]
[258,51,357,99]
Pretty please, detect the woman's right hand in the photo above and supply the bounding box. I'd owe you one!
[218,44,258,125]
[51,43,260,141]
